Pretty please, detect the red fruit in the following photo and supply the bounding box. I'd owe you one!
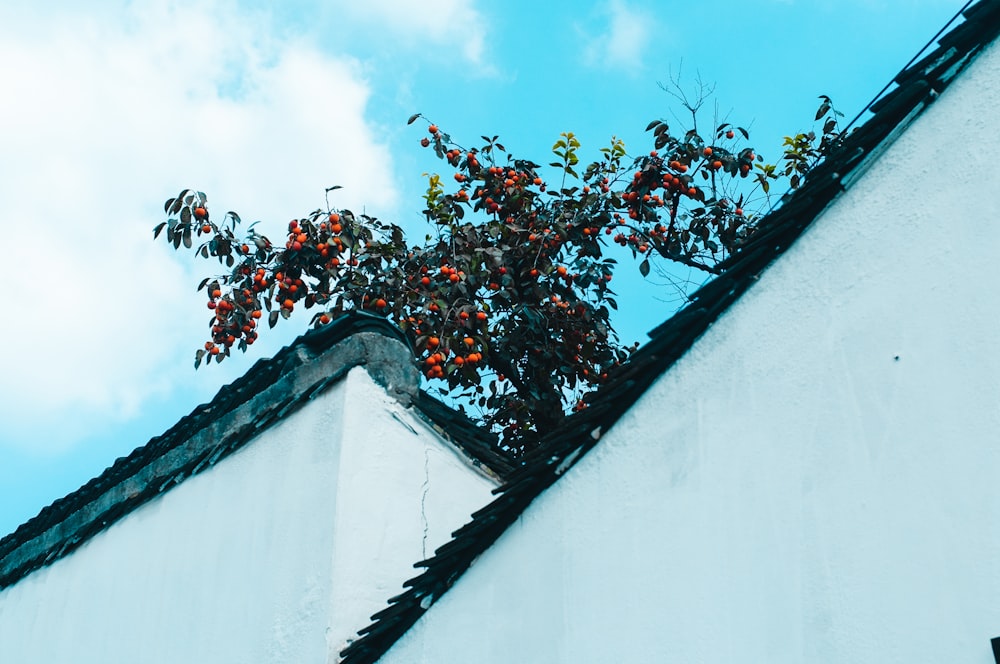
[194,207,208,219]
[726,130,735,139]
[428,124,438,134]
[420,137,430,147]
[375,298,387,308]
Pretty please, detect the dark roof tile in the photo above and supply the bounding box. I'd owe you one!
[0,313,513,590]
[339,3,1000,661]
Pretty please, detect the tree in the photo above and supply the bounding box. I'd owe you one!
[155,95,843,456]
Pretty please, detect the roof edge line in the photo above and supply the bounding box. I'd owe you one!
[0,324,418,591]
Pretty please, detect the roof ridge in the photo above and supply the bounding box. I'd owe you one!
[338,3,1000,661]
[0,313,419,589]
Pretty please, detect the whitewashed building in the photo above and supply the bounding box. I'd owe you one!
[2,2,1000,663]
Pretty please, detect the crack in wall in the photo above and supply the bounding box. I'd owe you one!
[420,445,430,560]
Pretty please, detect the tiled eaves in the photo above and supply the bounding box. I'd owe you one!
[411,392,515,480]
[0,313,420,591]
[338,3,1000,662]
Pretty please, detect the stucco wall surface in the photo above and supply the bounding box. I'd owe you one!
[0,367,495,663]
[378,36,1000,664]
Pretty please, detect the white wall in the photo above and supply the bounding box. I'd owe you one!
[379,36,1000,664]
[0,367,496,663]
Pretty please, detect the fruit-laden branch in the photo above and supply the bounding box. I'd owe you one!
[155,96,844,455]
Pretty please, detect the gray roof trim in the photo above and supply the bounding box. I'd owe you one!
[0,313,419,590]
[339,2,1000,661]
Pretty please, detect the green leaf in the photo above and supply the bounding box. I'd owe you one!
[407,113,421,125]
[639,258,650,277]
[153,222,167,239]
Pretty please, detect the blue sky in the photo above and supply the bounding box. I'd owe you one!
[0,0,966,536]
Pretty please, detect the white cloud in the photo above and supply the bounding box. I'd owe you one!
[329,0,489,65]
[582,1,654,71]
[0,0,399,452]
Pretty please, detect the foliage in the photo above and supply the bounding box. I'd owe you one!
[155,96,844,455]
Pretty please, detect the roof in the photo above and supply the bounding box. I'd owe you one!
[338,2,1000,661]
[0,312,510,591]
